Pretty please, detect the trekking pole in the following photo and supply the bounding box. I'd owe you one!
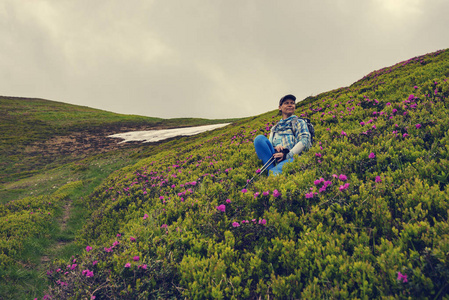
[245,156,276,189]
[245,148,290,189]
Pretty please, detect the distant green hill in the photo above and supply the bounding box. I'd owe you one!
[1,49,448,299]
[0,97,238,183]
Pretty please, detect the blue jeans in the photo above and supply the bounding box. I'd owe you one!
[253,135,293,175]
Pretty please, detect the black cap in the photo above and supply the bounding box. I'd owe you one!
[279,94,296,106]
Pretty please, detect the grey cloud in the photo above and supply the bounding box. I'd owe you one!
[1,0,448,119]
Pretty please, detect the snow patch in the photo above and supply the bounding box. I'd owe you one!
[109,123,230,143]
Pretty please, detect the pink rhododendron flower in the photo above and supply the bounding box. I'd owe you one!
[397,272,408,283]
[360,121,365,126]
[133,256,140,261]
[143,213,149,220]
[125,263,131,268]
[226,199,231,203]
[130,237,136,242]
[141,264,147,270]
[256,169,261,174]
[339,174,347,181]
[93,261,98,265]
[241,189,248,193]
[273,190,281,198]
[216,204,226,212]
[161,224,168,229]
[116,234,121,237]
[86,246,92,252]
[339,183,350,191]
[259,219,267,225]
[341,131,347,136]
[232,222,240,227]
[263,191,270,196]
[254,192,260,199]
[403,133,409,138]
[408,94,415,101]
[416,124,422,129]
[305,192,314,199]
[375,176,382,183]
[369,152,376,159]
[315,153,322,158]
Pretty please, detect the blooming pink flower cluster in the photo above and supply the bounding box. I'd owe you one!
[232,218,266,227]
[56,280,68,286]
[397,272,408,283]
[339,183,350,191]
[305,189,316,199]
[314,178,333,193]
[104,240,121,253]
[216,204,226,212]
[82,269,94,277]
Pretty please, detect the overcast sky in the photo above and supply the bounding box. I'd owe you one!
[1,0,448,119]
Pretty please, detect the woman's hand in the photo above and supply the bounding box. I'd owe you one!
[274,145,284,152]
[273,152,285,162]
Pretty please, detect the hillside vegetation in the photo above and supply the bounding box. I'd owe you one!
[2,49,449,299]
[0,97,238,298]
[0,97,237,183]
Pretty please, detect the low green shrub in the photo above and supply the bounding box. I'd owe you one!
[41,49,449,299]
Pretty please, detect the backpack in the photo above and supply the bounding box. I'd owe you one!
[291,116,315,146]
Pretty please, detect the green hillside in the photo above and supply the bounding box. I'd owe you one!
[0,97,237,183]
[2,49,449,299]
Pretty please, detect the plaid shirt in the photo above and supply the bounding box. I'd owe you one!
[269,115,311,153]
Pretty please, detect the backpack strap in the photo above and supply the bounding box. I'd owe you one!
[292,116,314,146]
[290,116,299,137]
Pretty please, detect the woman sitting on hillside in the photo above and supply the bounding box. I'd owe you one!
[254,94,312,175]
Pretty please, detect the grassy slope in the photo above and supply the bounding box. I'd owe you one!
[0,97,238,299]
[0,96,238,183]
[1,49,449,299]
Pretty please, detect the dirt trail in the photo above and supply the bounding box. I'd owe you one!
[40,200,72,265]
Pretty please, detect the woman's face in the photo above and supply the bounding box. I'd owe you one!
[279,99,295,118]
